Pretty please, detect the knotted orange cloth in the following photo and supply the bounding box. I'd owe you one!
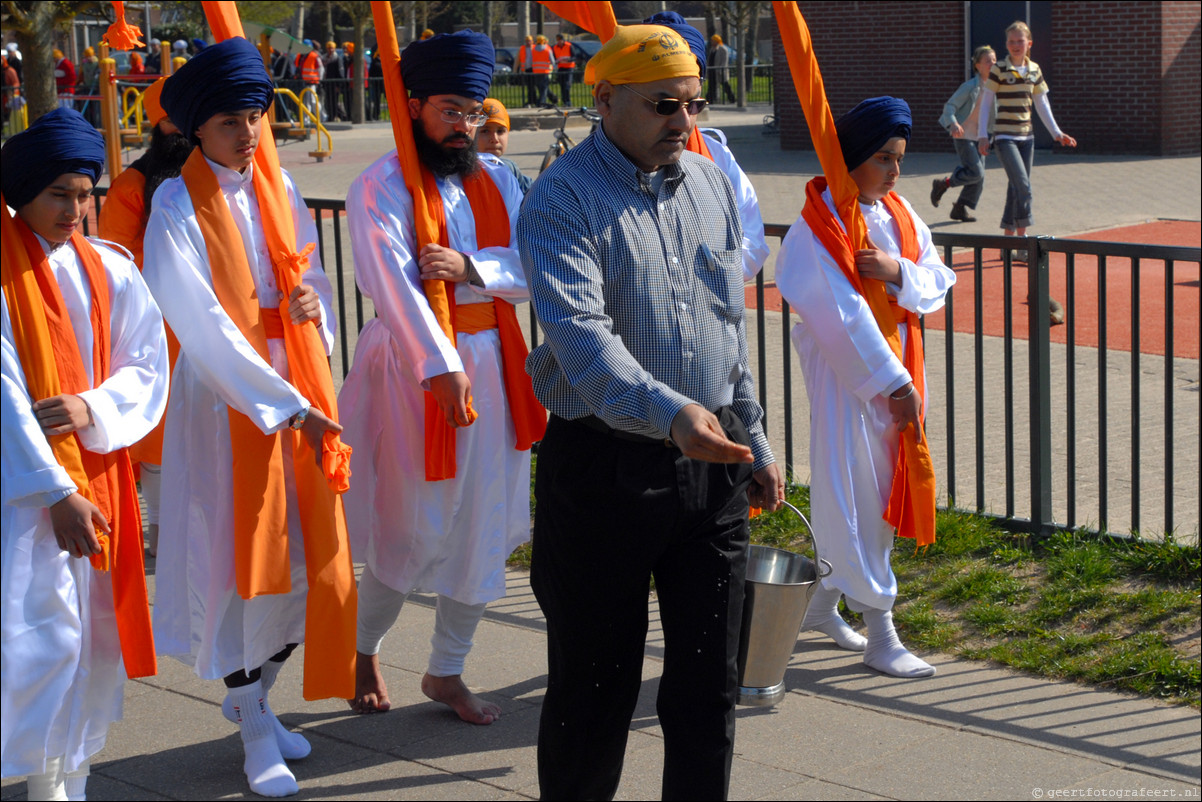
[370,0,545,481]
[1,203,156,678]
[801,178,937,546]
[178,148,356,700]
[101,1,145,51]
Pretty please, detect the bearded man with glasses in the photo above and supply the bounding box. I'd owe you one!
[517,24,783,801]
[339,30,539,725]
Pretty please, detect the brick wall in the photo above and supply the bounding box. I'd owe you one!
[1161,0,1201,155]
[776,1,1202,156]
[773,2,964,153]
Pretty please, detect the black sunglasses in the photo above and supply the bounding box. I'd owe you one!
[622,85,708,117]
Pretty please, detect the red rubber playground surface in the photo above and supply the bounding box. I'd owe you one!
[748,220,1201,359]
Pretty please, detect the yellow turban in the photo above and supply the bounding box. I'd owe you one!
[584,25,700,86]
[482,97,510,130]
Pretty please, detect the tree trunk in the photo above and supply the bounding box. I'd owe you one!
[17,6,60,123]
[325,0,335,43]
[483,1,493,42]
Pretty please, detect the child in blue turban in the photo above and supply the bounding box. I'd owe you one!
[776,96,957,678]
[2,108,168,801]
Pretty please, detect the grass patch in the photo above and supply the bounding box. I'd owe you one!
[508,473,1201,708]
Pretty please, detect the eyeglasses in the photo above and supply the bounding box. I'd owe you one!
[436,107,488,128]
[622,85,708,117]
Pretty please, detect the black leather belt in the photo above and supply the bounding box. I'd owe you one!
[571,415,676,448]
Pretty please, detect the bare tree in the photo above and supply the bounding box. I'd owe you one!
[701,0,763,108]
[2,1,98,122]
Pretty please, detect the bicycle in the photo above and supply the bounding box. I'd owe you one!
[538,106,601,174]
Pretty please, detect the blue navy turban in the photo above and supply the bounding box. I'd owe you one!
[642,11,707,73]
[835,96,912,171]
[161,36,274,143]
[1,108,105,210]
[401,30,494,101]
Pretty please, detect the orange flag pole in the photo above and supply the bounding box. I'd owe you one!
[371,1,483,482]
[539,1,618,42]
[772,3,936,546]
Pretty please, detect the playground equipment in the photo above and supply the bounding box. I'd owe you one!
[272,86,333,162]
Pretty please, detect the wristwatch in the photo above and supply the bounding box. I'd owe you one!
[289,405,309,431]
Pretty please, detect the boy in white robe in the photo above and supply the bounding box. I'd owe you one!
[142,38,350,798]
[2,108,168,801]
[776,97,955,678]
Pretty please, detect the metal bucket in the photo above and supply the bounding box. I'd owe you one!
[736,502,831,707]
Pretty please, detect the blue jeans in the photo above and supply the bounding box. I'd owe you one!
[950,138,984,209]
[995,137,1035,230]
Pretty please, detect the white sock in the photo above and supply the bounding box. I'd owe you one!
[223,685,310,760]
[227,681,299,797]
[26,756,67,801]
[801,585,867,651]
[64,762,88,801]
[862,608,936,678]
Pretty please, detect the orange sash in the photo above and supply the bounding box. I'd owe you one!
[179,148,355,699]
[1,204,157,678]
[801,178,937,546]
[419,165,548,480]
[685,126,713,161]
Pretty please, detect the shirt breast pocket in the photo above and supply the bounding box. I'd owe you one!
[697,243,745,321]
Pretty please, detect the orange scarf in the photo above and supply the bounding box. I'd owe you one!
[179,149,355,699]
[685,126,713,161]
[419,165,548,480]
[1,203,156,678]
[801,178,937,546]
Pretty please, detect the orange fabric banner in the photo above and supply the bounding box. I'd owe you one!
[540,1,617,42]
[777,1,937,547]
[371,1,482,481]
[685,126,713,160]
[196,1,356,701]
[1,201,156,678]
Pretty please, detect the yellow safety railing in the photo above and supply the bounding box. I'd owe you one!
[120,85,145,138]
[272,86,333,160]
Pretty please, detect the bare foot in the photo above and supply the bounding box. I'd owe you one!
[347,651,390,714]
[420,673,500,725]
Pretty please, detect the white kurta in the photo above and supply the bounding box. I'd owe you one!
[776,190,955,610]
[339,152,530,606]
[2,235,167,777]
[700,129,769,280]
[142,158,336,680]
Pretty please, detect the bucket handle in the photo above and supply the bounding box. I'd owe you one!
[778,500,833,579]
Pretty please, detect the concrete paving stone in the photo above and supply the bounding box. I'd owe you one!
[823,728,1114,801]
[1,773,172,802]
[384,704,543,795]
[755,778,894,801]
[269,752,521,802]
[1055,767,1202,797]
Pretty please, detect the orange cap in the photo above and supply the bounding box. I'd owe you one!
[481,97,510,131]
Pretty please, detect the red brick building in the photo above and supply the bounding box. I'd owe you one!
[773,1,1200,156]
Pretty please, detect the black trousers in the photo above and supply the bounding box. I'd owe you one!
[531,411,753,801]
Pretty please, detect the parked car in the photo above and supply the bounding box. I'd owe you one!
[495,46,517,73]
[571,39,601,64]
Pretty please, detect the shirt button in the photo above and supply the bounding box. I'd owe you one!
[680,302,688,311]
[672,257,679,264]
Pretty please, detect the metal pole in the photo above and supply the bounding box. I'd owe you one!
[99,57,122,179]
[1028,236,1053,534]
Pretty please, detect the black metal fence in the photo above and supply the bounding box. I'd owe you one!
[88,190,1198,541]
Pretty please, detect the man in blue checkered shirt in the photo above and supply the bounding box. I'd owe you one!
[517,24,784,802]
